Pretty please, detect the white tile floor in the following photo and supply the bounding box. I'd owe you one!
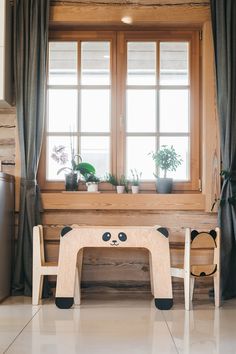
[0,294,236,354]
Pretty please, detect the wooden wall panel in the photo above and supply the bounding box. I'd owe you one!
[42,209,217,238]
[201,21,220,212]
[50,4,210,26]
[42,193,205,210]
[0,108,16,175]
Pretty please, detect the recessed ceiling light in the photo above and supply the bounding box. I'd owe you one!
[121,16,133,25]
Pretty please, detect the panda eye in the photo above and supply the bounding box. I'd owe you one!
[118,232,127,242]
[102,232,111,242]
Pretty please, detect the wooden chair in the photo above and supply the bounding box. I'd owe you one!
[32,225,80,305]
[171,227,220,310]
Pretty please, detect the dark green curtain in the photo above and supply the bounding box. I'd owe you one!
[211,1,236,299]
[12,0,50,296]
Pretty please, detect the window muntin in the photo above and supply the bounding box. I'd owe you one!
[42,31,199,191]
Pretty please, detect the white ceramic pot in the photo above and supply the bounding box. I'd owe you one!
[131,185,139,194]
[116,185,125,194]
[86,182,99,192]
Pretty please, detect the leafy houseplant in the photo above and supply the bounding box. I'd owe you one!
[51,145,95,191]
[150,145,182,194]
[105,173,129,193]
[130,169,142,194]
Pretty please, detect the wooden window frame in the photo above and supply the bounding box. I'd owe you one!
[38,29,200,192]
[38,31,117,191]
[117,30,200,192]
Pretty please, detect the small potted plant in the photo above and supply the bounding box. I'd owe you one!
[105,173,129,193]
[130,169,142,194]
[51,145,95,191]
[150,145,182,194]
[83,172,100,192]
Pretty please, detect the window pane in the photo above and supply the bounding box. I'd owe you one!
[126,137,155,179]
[160,42,189,85]
[80,137,110,177]
[126,90,156,133]
[49,42,77,85]
[81,89,110,132]
[81,42,110,85]
[159,137,189,180]
[159,90,189,133]
[48,89,78,132]
[47,136,78,181]
[127,42,156,85]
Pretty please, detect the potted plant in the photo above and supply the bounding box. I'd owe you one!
[51,145,95,191]
[150,145,182,194]
[83,172,100,192]
[105,173,129,193]
[130,169,142,194]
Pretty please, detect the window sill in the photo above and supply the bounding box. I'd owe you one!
[41,192,205,211]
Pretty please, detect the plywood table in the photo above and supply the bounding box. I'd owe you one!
[55,225,173,310]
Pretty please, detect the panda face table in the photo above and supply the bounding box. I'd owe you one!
[55,226,173,310]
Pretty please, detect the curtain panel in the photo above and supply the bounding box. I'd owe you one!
[211,0,236,299]
[12,0,50,296]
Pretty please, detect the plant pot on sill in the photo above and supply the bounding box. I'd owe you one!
[86,182,99,192]
[65,172,78,191]
[156,177,173,194]
[116,185,125,194]
[131,185,139,194]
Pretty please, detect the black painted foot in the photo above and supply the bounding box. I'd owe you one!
[155,298,173,310]
[55,297,74,309]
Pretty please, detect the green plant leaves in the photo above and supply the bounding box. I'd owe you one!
[76,162,96,176]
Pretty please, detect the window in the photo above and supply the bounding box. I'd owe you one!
[39,30,200,191]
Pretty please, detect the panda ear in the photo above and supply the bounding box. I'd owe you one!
[157,227,169,238]
[191,230,199,241]
[209,229,217,239]
[61,226,72,237]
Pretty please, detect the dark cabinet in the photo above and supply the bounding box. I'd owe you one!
[0,172,14,301]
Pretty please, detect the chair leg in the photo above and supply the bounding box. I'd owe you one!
[190,277,195,301]
[184,271,191,311]
[214,273,220,307]
[32,273,43,305]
